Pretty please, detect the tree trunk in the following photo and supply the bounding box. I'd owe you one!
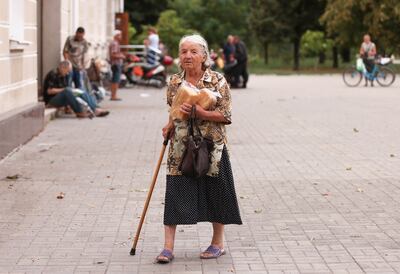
[263,41,269,64]
[293,38,300,70]
[340,47,351,63]
[319,51,326,64]
[332,46,339,68]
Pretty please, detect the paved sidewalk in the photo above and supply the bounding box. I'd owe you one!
[1,75,400,274]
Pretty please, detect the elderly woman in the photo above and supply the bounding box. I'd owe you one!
[157,34,242,263]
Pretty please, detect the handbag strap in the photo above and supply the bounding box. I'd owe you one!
[188,105,202,137]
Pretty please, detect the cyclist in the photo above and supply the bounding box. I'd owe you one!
[359,34,377,87]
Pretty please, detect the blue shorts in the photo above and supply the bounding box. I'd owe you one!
[111,64,122,83]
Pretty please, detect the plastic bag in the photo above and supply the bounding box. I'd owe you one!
[356,58,366,72]
[380,57,391,65]
[170,81,220,120]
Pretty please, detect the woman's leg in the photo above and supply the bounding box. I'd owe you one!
[201,222,224,258]
[157,225,176,260]
[164,225,176,250]
[211,223,224,247]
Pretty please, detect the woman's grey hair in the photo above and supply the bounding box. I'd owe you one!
[178,34,212,70]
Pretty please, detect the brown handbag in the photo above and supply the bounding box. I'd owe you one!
[179,106,214,178]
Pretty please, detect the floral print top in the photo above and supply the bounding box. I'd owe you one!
[166,69,232,177]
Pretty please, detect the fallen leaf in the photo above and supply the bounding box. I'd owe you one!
[6,174,20,180]
[357,188,364,193]
[57,192,65,199]
[135,189,148,192]
[390,154,395,158]
[350,235,361,238]
[346,167,352,171]
[96,261,105,264]
[109,187,115,191]
[178,229,184,232]
[113,241,127,246]
[239,195,249,199]
[322,193,329,197]
[353,128,359,133]
[254,209,262,214]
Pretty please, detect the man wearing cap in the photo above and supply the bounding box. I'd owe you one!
[63,27,89,89]
[109,30,125,101]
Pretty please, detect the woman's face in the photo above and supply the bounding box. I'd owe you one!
[179,41,205,71]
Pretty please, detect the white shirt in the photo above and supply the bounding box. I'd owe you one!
[148,33,159,49]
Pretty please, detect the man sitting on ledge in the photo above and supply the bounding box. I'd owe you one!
[43,61,109,118]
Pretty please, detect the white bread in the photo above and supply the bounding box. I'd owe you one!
[170,84,217,120]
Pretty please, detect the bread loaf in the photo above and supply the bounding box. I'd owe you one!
[170,83,217,120]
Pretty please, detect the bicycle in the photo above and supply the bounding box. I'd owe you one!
[343,57,396,87]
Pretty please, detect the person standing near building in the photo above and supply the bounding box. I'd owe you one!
[63,27,89,89]
[109,30,125,101]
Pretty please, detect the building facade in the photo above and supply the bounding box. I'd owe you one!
[0,0,124,158]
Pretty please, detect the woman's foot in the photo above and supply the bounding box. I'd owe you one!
[200,245,226,259]
[156,248,174,264]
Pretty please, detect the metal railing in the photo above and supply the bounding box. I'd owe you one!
[119,45,162,66]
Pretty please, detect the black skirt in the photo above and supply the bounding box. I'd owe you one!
[164,147,242,225]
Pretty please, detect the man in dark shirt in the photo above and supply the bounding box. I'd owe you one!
[233,36,249,88]
[44,61,110,118]
[43,61,89,118]
[223,35,237,85]
[223,35,235,64]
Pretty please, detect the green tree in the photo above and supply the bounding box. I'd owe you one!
[168,0,250,49]
[125,0,168,34]
[301,30,333,64]
[321,0,400,55]
[156,10,196,57]
[249,0,326,70]
[249,0,282,64]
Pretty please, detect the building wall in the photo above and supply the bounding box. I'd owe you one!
[0,0,123,159]
[41,0,122,80]
[0,0,38,116]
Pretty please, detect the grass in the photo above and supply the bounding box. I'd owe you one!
[165,56,400,76]
[248,57,347,75]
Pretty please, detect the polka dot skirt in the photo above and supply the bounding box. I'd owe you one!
[163,147,243,225]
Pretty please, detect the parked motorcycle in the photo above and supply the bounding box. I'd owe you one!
[122,53,173,88]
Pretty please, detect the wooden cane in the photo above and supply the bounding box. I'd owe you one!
[130,136,170,255]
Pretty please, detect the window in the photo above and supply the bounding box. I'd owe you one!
[9,0,25,42]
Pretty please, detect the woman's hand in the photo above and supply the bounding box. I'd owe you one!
[180,103,207,119]
[180,103,193,116]
[162,121,174,139]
